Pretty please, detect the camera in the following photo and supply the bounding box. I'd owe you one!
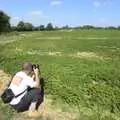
[32,64,39,70]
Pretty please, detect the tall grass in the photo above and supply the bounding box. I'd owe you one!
[0,30,120,120]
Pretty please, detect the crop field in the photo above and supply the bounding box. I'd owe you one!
[0,30,120,120]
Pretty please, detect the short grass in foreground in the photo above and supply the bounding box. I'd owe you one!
[0,30,120,120]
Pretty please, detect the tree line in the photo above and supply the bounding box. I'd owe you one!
[13,21,54,31]
[1,10,120,32]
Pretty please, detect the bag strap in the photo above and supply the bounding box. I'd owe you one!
[15,88,27,98]
[8,74,27,98]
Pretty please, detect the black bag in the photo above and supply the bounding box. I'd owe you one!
[1,88,15,103]
[1,88,27,104]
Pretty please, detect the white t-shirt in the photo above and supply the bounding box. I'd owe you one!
[9,71,37,105]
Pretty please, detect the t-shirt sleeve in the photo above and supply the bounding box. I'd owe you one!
[15,72,23,77]
[25,77,37,88]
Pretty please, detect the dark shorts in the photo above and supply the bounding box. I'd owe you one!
[11,88,44,112]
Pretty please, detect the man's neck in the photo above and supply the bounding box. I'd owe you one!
[22,70,29,76]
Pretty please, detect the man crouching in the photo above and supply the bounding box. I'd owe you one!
[9,62,43,113]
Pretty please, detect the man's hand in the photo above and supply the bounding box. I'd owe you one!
[33,68,40,88]
[33,68,39,76]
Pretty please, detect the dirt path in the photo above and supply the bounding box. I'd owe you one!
[0,70,79,120]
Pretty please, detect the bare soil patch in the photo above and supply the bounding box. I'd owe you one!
[71,52,103,59]
[78,37,108,40]
[24,50,106,60]
[36,37,62,40]
[0,70,11,94]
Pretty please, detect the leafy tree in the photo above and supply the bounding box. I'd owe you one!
[11,26,17,31]
[17,21,33,31]
[39,25,45,31]
[106,26,116,30]
[117,26,120,30]
[54,26,59,30]
[46,23,53,30]
[17,21,25,31]
[32,26,38,31]
[24,23,33,31]
[62,25,69,29]
[0,11,11,32]
[82,25,94,29]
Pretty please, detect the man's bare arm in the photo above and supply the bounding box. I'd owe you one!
[33,68,41,88]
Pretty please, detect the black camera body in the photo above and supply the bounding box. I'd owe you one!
[32,64,39,70]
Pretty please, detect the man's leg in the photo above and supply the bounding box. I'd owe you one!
[12,88,43,112]
[28,88,43,111]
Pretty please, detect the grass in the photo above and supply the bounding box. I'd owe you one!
[0,29,120,120]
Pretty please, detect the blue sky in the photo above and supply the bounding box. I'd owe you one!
[0,0,120,27]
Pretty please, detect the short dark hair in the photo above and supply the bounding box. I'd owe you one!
[22,62,33,72]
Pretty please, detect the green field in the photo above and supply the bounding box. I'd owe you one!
[0,30,120,120]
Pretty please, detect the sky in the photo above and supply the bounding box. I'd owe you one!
[0,0,120,27]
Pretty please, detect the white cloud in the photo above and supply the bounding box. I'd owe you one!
[51,0,62,6]
[29,10,48,18]
[29,11,43,16]
[26,10,50,26]
[93,1,101,7]
[10,10,51,26]
[12,17,20,20]
[93,0,112,8]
